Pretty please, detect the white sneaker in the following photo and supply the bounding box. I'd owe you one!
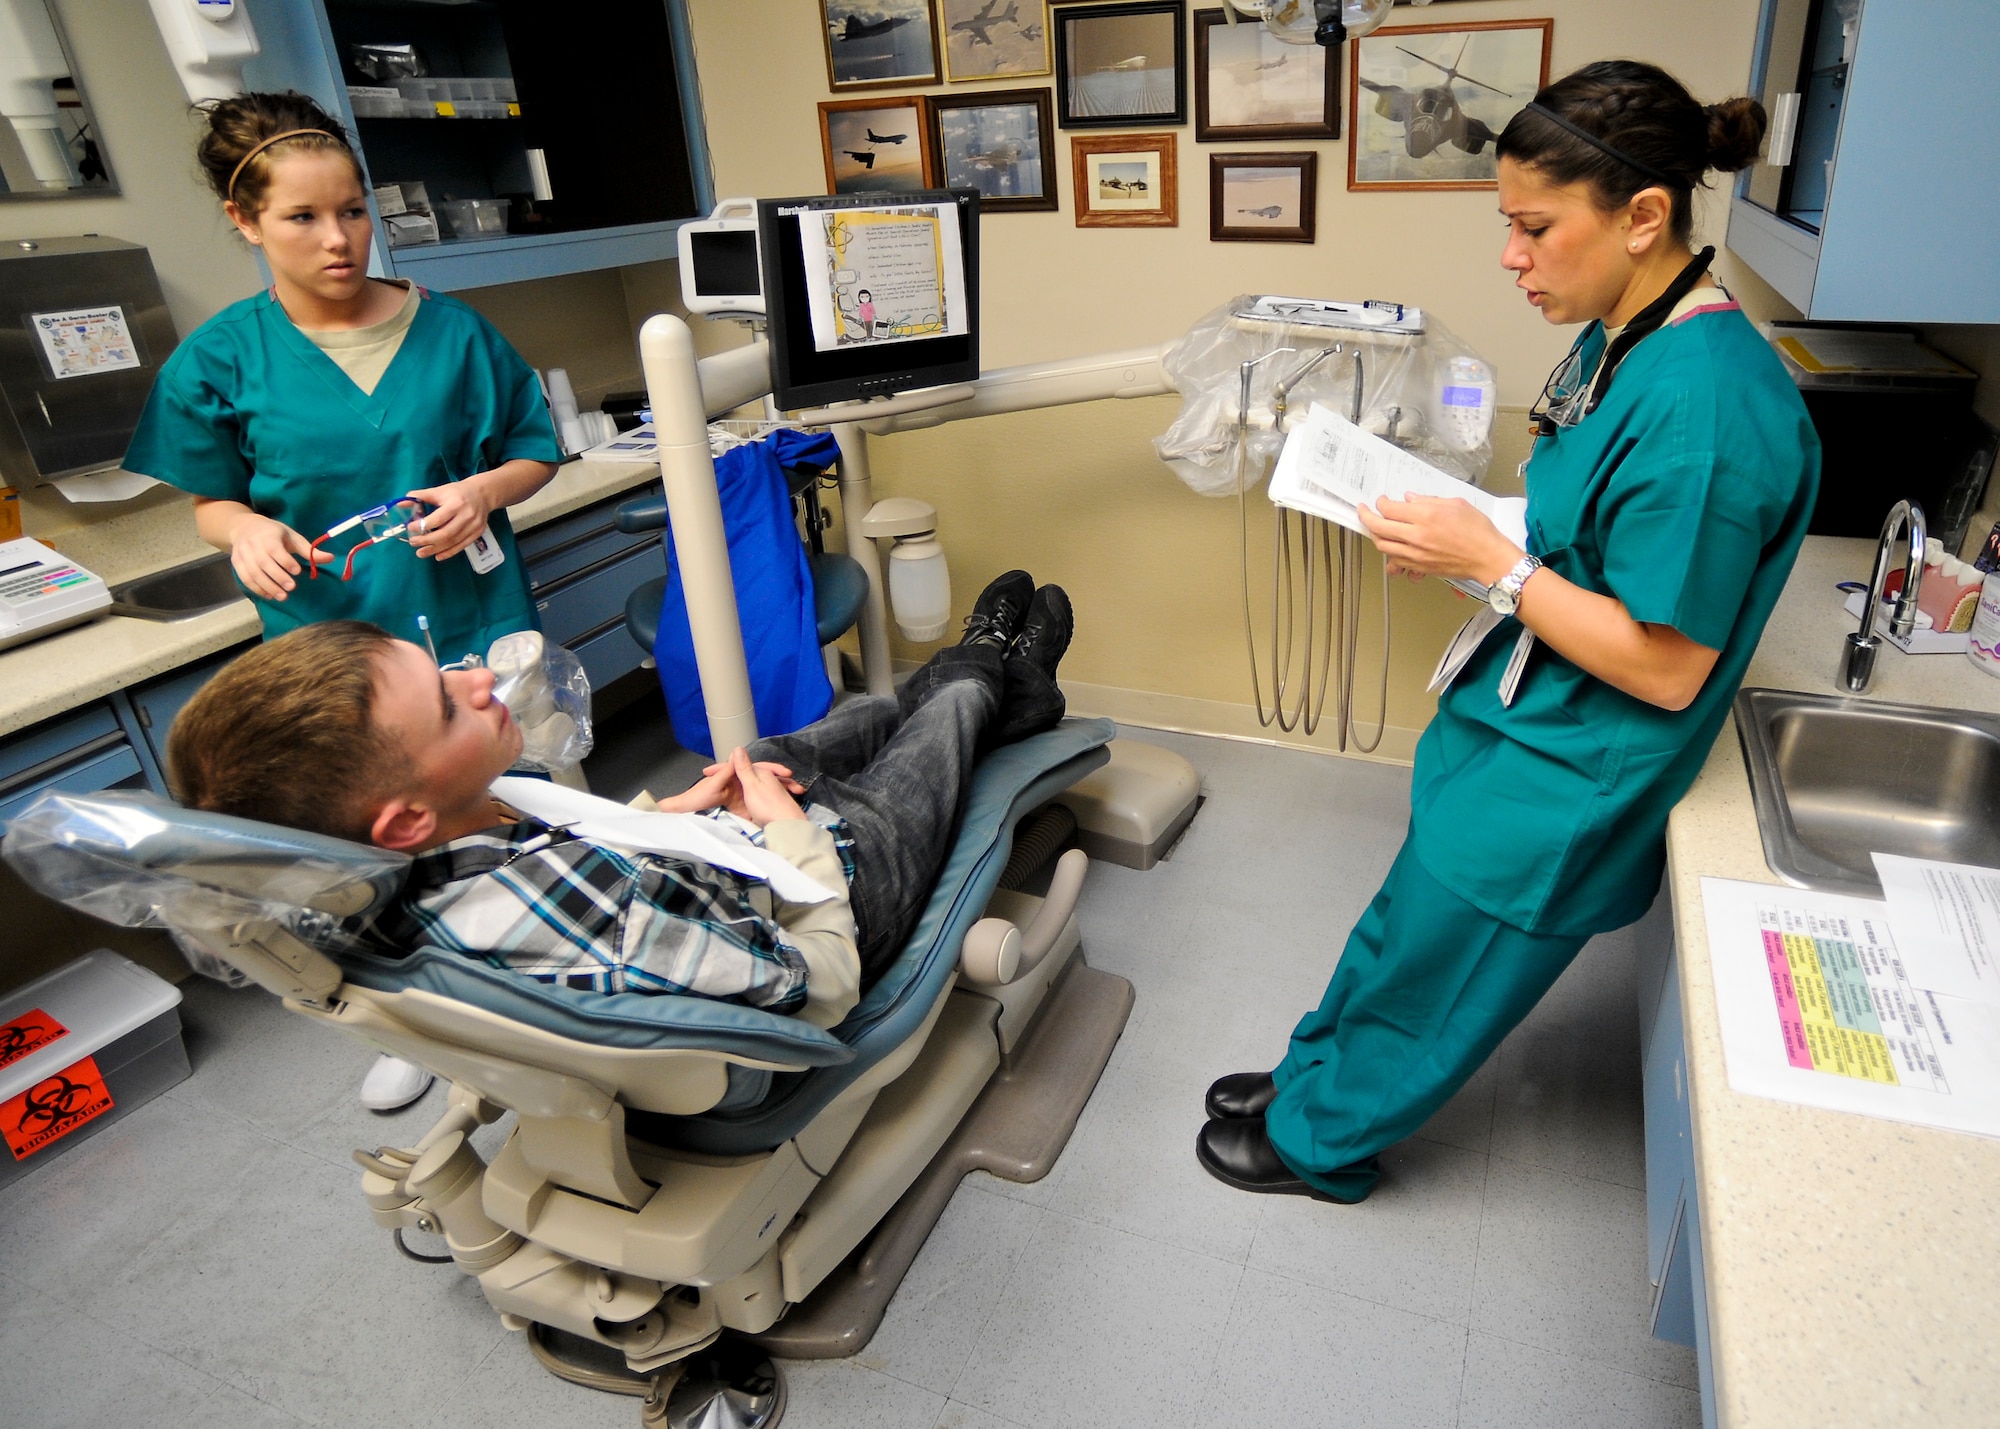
[360,1054,434,1111]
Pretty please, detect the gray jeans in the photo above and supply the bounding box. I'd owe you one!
[747,647,1005,983]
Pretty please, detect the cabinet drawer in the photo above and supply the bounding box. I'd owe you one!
[0,704,123,788]
[0,743,145,824]
[520,497,656,593]
[534,544,663,650]
[570,615,648,694]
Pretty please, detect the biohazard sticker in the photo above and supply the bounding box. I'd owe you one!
[0,1009,69,1070]
[3,1056,114,1161]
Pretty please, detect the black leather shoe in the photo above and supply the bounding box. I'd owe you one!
[959,570,1034,648]
[1205,1070,1276,1121]
[1196,1117,1339,1200]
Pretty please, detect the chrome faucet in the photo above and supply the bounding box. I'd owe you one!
[1839,499,1927,693]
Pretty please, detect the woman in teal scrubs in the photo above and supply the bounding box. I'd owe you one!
[1198,61,1821,1202]
[126,93,561,664]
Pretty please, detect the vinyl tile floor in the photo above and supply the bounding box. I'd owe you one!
[0,706,1699,1429]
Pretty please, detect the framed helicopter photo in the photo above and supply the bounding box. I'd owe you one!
[1347,18,1552,191]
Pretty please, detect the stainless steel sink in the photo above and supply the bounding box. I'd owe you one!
[1735,687,2000,897]
[108,553,246,621]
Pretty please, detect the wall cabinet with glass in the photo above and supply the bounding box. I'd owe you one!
[1728,0,2000,323]
[244,0,713,292]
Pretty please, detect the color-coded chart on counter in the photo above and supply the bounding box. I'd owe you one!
[1703,878,2000,1138]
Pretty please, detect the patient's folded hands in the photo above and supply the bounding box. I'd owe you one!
[649,754,807,826]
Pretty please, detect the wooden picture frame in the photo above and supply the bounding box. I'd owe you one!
[929,87,1060,212]
[1348,18,1552,191]
[821,1,943,91]
[819,97,939,196]
[1052,1,1187,129]
[1193,8,1338,142]
[1210,150,1315,242]
[941,0,1053,82]
[1069,131,1178,227]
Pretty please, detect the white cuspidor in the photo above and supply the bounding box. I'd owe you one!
[1965,568,2000,679]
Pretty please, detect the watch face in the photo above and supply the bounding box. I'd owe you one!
[1488,584,1518,616]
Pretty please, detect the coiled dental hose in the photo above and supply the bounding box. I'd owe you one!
[1235,345,1391,752]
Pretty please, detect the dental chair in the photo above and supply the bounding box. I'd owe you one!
[4,718,1133,1429]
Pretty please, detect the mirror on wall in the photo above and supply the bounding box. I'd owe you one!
[0,0,116,200]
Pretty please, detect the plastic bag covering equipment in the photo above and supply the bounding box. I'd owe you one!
[2,790,410,987]
[1153,294,1497,498]
[484,630,595,773]
[655,429,840,757]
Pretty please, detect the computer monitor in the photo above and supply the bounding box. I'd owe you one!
[677,215,763,317]
[758,189,980,412]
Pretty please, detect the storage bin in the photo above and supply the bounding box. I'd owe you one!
[436,198,509,238]
[0,949,189,1188]
[346,86,402,119]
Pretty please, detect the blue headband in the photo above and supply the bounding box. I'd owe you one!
[1524,102,1682,191]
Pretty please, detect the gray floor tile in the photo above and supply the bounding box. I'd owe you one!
[418,1333,638,1429]
[934,1401,1033,1429]
[1197,1267,1468,1428]
[1042,1060,1268,1265]
[1470,1157,1699,1388]
[951,1212,1242,1429]
[1413,1053,1498,1156]
[856,1182,1045,1396]
[0,1269,222,1428]
[166,977,381,1146]
[1457,1330,1701,1428]
[1489,1020,1646,1191]
[1248,1136,1489,1325]
[774,1359,947,1429]
[183,1383,313,1428]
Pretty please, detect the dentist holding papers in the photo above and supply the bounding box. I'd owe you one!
[1198,61,1821,1203]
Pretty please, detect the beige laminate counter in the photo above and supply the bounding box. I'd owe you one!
[1666,535,2000,1426]
[0,458,660,739]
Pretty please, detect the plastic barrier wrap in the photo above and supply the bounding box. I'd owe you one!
[2,790,410,987]
[1154,295,1497,497]
[482,630,595,773]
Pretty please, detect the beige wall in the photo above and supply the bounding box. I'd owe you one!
[682,0,1785,757]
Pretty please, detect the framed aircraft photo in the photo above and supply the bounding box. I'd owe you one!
[1210,151,1316,242]
[819,98,939,195]
[941,0,1052,82]
[929,88,1059,211]
[821,0,943,91]
[1193,8,1339,142]
[1069,131,1178,227]
[1348,18,1551,191]
[1053,2,1187,130]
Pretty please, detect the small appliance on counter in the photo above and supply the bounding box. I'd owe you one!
[0,536,109,652]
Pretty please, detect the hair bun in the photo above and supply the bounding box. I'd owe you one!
[1704,97,1767,173]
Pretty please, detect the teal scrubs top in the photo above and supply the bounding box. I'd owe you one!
[1408,297,1820,937]
[125,289,562,661]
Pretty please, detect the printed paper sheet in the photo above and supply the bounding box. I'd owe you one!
[799,203,968,353]
[32,306,141,380]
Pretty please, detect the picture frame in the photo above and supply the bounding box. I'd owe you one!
[1052,2,1187,130]
[819,97,939,196]
[1209,151,1315,242]
[929,88,1059,212]
[1348,19,1552,191]
[821,0,943,91]
[1192,8,1338,142]
[1069,131,1178,227]
[940,0,1052,82]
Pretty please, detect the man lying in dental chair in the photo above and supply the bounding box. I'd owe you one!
[166,571,1072,1031]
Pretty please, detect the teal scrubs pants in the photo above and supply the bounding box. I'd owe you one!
[1266,838,1589,1202]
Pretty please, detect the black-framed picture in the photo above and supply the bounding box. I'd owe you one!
[1193,8,1338,141]
[819,97,938,195]
[821,0,943,91]
[1052,2,1187,129]
[929,88,1059,212]
[1210,151,1316,243]
[941,0,1053,82]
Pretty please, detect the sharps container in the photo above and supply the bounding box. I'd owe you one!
[0,949,189,1188]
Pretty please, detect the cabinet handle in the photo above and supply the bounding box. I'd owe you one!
[1766,91,1801,168]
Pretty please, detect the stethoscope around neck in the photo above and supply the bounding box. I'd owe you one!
[1530,245,1716,438]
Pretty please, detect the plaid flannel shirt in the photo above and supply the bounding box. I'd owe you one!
[365,808,856,1011]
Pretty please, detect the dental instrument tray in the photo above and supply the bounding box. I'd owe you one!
[1231,296,1426,337]
[0,536,111,652]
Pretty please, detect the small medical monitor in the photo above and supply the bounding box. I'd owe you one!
[757,189,980,412]
[677,221,763,316]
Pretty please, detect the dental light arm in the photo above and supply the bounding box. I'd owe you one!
[852,346,1176,435]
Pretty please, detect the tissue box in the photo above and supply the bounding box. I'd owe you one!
[0,950,189,1188]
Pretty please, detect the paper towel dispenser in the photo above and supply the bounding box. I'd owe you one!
[0,236,178,490]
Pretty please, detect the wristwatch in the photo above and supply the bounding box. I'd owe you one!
[1487,552,1543,616]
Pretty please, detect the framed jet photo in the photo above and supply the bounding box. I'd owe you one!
[821,0,943,91]
[1069,131,1178,227]
[1053,1,1188,130]
[1348,19,1551,191]
[1210,151,1316,242]
[819,98,939,195]
[941,0,1052,82]
[929,88,1058,211]
[1193,8,1338,142]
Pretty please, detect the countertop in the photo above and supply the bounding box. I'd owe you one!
[1665,536,2000,1426]
[0,457,660,739]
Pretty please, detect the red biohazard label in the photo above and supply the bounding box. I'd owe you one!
[3,1055,114,1161]
[0,1009,69,1070]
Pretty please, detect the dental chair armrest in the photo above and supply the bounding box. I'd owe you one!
[958,849,1088,989]
[188,919,343,1006]
[613,495,669,534]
